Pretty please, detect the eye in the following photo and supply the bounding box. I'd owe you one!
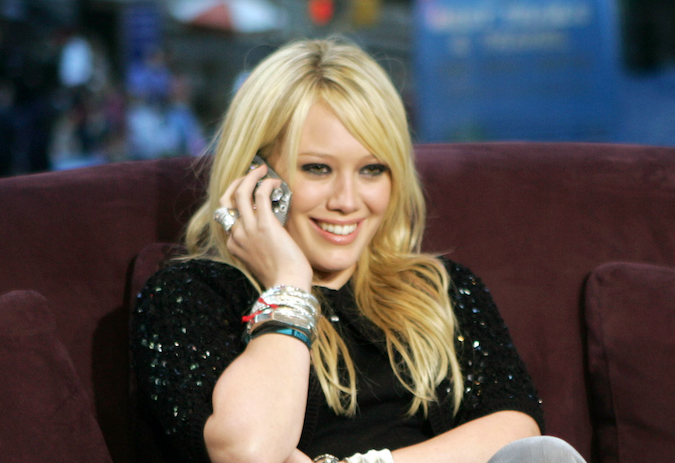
[301,163,331,176]
[360,164,389,177]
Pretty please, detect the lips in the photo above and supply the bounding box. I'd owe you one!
[317,221,357,236]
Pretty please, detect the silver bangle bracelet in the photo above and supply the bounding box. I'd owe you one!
[247,310,316,337]
[252,297,318,323]
[246,285,319,322]
[247,310,317,340]
[261,294,318,317]
[242,285,321,347]
[313,455,341,463]
[260,285,320,316]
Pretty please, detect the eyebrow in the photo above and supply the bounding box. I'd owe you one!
[297,152,378,160]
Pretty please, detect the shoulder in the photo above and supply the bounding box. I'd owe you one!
[147,258,248,285]
[131,258,256,375]
[143,259,254,297]
[436,256,508,335]
[135,258,258,321]
[436,257,492,302]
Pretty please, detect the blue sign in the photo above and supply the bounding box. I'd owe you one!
[414,0,621,142]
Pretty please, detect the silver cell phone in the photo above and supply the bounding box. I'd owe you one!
[250,155,292,225]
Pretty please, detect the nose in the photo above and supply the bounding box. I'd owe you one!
[326,173,359,214]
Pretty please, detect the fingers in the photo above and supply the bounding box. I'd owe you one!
[219,163,266,210]
[219,176,245,208]
[218,163,283,238]
[217,161,311,289]
[252,176,283,222]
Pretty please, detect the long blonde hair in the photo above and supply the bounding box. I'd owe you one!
[184,38,463,416]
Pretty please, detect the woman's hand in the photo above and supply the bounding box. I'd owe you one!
[220,163,313,291]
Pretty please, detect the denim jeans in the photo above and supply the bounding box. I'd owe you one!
[488,436,587,463]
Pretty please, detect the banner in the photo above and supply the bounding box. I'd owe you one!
[414,0,621,142]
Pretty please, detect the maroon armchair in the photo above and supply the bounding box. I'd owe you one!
[1,143,674,463]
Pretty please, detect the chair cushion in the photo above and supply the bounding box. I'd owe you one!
[0,290,112,463]
[585,262,675,463]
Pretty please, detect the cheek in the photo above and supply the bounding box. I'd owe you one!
[366,183,392,216]
[287,181,320,215]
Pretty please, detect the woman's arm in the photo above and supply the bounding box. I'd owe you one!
[204,164,316,463]
[131,261,258,463]
[204,334,312,463]
[387,260,542,463]
[392,410,540,463]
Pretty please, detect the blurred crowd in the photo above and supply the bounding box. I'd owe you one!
[0,27,206,177]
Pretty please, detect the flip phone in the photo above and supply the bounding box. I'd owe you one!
[250,155,292,225]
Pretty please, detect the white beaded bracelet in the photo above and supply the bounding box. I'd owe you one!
[345,449,394,463]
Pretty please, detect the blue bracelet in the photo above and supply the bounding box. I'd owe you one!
[248,326,312,350]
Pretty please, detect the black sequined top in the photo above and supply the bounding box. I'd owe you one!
[131,258,544,462]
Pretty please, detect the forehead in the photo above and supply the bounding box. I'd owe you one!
[296,103,372,159]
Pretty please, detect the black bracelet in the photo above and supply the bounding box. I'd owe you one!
[247,324,312,350]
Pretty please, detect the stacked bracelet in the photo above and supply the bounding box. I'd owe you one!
[242,285,320,349]
[345,449,394,463]
[314,449,394,463]
[313,455,340,463]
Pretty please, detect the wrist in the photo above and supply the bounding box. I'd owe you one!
[313,449,393,463]
[313,455,340,463]
[345,449,394,463]
[270,277,313,293]
[242,285,320,349]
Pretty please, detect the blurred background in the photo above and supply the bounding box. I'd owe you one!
[1,0,674,177]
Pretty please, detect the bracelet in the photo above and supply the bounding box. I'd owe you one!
[345,449,394,463]
[242,285,320,343]
[314,449,393,463]
[260,285,320,317]
[313,455,340,463]
[244,285,319,321]
[257,293,318,320]
[246,307,317,338]
[248,325,312,350]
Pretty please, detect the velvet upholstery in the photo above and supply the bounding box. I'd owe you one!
[585,262,675,463]
[0,158,205,462]
[0,143,673,462]
[0,290,112,462]
[417,143,675,459]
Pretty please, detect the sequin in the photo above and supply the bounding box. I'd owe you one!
[130,258,544,463]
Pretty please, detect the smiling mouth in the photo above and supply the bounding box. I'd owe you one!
[317,221,358,236]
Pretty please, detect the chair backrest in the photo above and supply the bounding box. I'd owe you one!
[416,142,675,458]
[2,143,674,461]
[0,157,205,462]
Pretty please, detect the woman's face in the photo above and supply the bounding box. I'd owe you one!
[268,102,392,289]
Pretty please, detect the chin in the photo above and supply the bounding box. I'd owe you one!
[311,257,358,276]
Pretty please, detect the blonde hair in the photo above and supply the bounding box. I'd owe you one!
[184,38,463,416]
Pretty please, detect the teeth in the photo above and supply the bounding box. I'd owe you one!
[319,222,357,235]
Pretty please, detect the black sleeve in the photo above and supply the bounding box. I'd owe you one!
[130,260,258,463]
[444,260,545,433]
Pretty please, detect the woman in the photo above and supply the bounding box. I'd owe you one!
[131,39,585,463]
